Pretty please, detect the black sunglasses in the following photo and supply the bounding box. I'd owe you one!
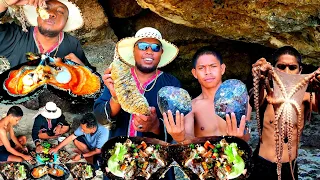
[276,64,298,71]
[135,42,162,52]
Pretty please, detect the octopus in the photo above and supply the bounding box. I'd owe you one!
[3,54,101,97]
[110,50,150,115]
[252,66,318,180]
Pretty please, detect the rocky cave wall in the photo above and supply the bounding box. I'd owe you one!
[70,0,319,97]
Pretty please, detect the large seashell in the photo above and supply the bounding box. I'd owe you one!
[157,86,192,116]
[0,53,103,104]
[214,79,248,127]
[111,51,150,115]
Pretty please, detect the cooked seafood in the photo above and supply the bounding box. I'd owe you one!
[58,150,70,163]
[37,7,49,20]
[111,50,150,115]
[3,53,101,97]
[70,163,94,179]
[31,166,48,178]
[48,168,64,177]
[106,139,167,179]
[0,163,27,180]
[183,139,247,180]
[35,141,58,163]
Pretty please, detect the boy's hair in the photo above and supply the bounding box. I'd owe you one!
[192,46,223,68]
[7,106,23,117]
[272,46,302,66]
[80,113,98,128]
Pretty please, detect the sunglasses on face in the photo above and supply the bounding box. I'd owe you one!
[135,42,162,52]
[276,64,298,71]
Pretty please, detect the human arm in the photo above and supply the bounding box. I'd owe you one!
[93,67,121,124]
[0,129,31,160]
[54,115,70,135]
[133,107,161,135]
[8,125,23,149]
[49,134,77,154]
[72,148,102,161]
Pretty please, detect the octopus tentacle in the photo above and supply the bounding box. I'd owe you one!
[252,67,262,141]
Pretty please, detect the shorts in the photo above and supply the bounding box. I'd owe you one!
[0,140,16,162]
[75,136,101,170]
[249,154,298,180]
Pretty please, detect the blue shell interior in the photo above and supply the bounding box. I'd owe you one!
[214,79,248,127]
[157,86,192,118]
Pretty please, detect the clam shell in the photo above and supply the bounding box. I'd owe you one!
[157,86,192,116]
[47,164,70,180]
[0,54,104,104]
[214,79,248,127]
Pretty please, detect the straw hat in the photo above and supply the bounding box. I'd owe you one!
[116,27,179,68]
[22,0,84,32]
[39,102,62,119]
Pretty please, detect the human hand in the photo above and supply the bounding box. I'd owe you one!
[54,125,62,136]
[226,113,246,138]
[133,107,159,134]
[102,67,117,99]
[65,53,84,65]
[4,0,46,7]
[35,144,43,153]
[252,58,273,78]
[163,110,185,142]
[72,154,81,161]
[22,154,33,161]
[49,147,58,154]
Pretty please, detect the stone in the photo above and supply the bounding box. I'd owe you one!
[157,86,192,117]
[136,0,320,66]
[214,79,248,126]
[106,0,142,18]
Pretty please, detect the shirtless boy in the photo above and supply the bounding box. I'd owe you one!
[0,106,33,162]
[163,46,250,143]
[249,46,320,179]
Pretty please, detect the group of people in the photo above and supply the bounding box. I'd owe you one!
[0,0,319,179]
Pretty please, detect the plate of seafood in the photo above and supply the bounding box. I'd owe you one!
[66,162,96,180]
[30,164,70,179]
[32,141,58,164]
[101,136,252,180]
[0,162,29,180]
[58,149,71,164]
[173,136,252,180]
[0,53,103,104]
[101,136,171,180]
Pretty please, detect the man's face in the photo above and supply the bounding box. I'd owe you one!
[9,116,22,126]
[133,38,163,73]
[37,0,69,37]
[275,54,301,75]
[80,124,93,134]
[192,54,225,89]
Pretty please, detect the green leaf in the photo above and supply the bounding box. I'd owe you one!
[224,143,245,178]
[107,143,128,178]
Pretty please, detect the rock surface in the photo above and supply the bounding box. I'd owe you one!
[136,0,320,65]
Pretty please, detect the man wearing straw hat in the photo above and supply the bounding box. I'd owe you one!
[32,101,69,153]
[94,27,180,179]
[0,0,93,68]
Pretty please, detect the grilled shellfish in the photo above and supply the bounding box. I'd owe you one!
[0,53,102,104]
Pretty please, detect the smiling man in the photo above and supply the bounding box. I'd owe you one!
[94,27,180,179]
[0,0,93,68]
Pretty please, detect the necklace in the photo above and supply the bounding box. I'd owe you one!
[133,68,158,92]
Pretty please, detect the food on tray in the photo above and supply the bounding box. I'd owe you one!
[106,139,167,179]
[48,168,64,177]
[31,166,48,178]
[70,163,94,179]
[0,163,27,180]
[183,139,247,180]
